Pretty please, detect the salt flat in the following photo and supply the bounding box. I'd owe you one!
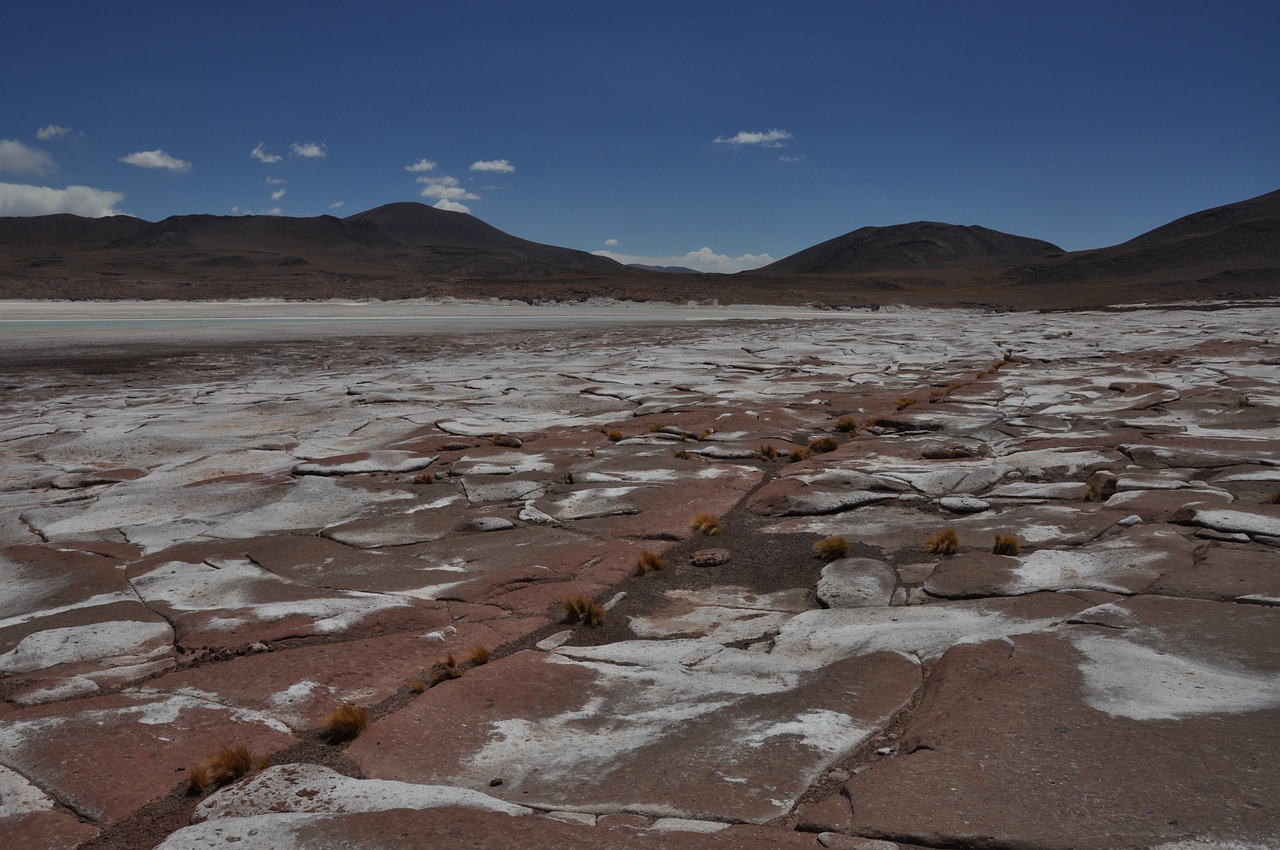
[1,300,1277,849]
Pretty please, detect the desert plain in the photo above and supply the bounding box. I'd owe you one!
[1,298,1278,850]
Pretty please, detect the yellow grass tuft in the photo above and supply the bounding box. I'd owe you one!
[562,595,606,626]
[322,704,370,744]
[430,653,463,686]
[467,645,491,666]
[758,443,778,461]
[409,680,428,693]
[697,427,714,441]
[411,471,434,485]
[923,528,960,555]
[808,436,839,454]
[649,422,666,432]
[787,447,811,463]
[897,396,918,411]
[690,513,720,535]
[834,416,858,433]
[635,549,666,576]
[992,533,1021,556]
[1269,490,1280,505]
[673,448,693,460]
[605,430,623,442]
[187,744,263,794]
[813,535,850,562]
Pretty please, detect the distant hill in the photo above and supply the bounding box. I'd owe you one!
[760,222,1062,274]
[999,188,1280,290]
[0,203,620,282]
[628,263,700,274]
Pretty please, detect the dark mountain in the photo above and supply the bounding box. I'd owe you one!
[760,222,1062,275]
[628,264,700,274]
[0,203,621,281]
[0,214,148,253]
[1000,188,1280,288]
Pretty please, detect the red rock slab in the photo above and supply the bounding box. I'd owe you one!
[1149,542,1280,602]
[845,633,1280,849]
[126,557,450,650]
[563,470,761,541]
[0,691,298,825]
[2,811,98,850]
[0,543,130,621]
[351,648,921,824]
[157,805,825,849]
[242,534,474,594]
[1101,486,1234,523]
[146,618,540,729]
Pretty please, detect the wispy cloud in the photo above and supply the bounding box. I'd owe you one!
[263,176,286,185]
[604,238,620,247]
[119,149,191,172]
[0,139,57,176]
[592,246,775,274]
[432,199,471,213]
[778,154,806,163]
[328,201,344,209]
[271,188,286,201]
[405,158,437,172]
[417,175,479,202]
[714,129,792,148]
[250,143,282,164]
[470,159,515,173]
[0,181,124,217]
[36,124,70,142]
[290,142,326,159]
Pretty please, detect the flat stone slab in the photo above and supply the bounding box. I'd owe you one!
[1173,506,1280,539]
[845,600,1280,848]
[816,558,897,608]
[293,451,436,476]
[350,647,921,823]
[0,691,298,824]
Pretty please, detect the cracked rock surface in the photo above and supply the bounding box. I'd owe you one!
[1,301,1278,849]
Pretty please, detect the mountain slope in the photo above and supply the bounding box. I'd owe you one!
[760,222,1062,274]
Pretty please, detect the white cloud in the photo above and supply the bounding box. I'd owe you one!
[604,238,620,247]
[264,207,282,215]
[36,124,70,141]
[592,246,775,274]
[119,149,192,172]
[470,159,515,173]
[714,129,792,148]
[778,154,806,163]
[290,142,326,158]
[405,158,437,172]
[250,143,282,164]
[328,201,344,209]
[417,175,479,201]
[271,188,286,201]
[263,176,286,185]
[432,199,471,213]
[0,139,57,176]
[0,181,124,217]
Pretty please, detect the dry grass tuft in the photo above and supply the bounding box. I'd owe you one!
[635,549,666,576]
[649,422,666,433]
[787,447,811,463]
[834,416,858,433]
[322,704,370,744]
[562,595,606,626]
[467,645,491,666]
[673,448,693,460]
[187,744,263,794]
[813,535,850,561]
[605,429,623,442]
[992,533,1021,556]
[430,653,463,686]
[897,396,918,411]
[808,436,839,454]
[1269,490,1280,505]
[690,513,720,535]
[1084,481,1103,502]
[411,471,434,485]
[697,427,714,441]
[759,443,778,461]
[1236,395,1254,408]
[409,680,428,693]
[923,528,960,555]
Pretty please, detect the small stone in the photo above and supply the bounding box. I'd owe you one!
[828,769,850,782]
[248,642,269,653]
[689,548,730,567]
[467,517,515,532]
[489,778,503,787]
[491,435,523,448]
[535,630,574,651]
[875,747,893,756]
[1118,514,1144,527]
[939,496,990,514]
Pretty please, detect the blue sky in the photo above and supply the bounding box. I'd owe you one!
[2,2,1277,272]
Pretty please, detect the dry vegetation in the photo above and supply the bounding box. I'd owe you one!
[322,704,370,744]
[187,744,266,795]
[467,645,491,665]
[635,549,666,576]
[691,513,721,535]
[813,535,850,561]
[563,595,606,626]
[808,436,839,454]
[992,533,1021,556]
[924,528,960,555]
[430,653,463,686]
